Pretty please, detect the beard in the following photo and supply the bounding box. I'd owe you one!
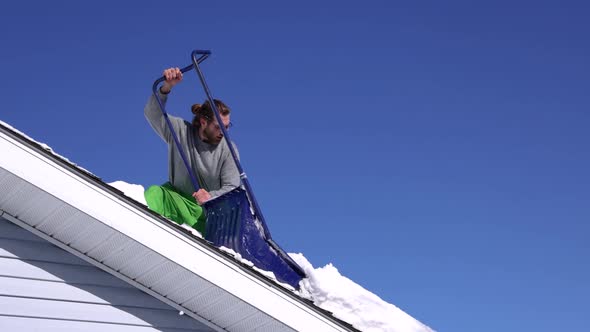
[202,125,223,145]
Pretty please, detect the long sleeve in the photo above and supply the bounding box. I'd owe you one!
[144,90,185,144]
[208,142,241,199]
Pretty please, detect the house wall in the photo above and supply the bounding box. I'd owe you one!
[0,217,213,332]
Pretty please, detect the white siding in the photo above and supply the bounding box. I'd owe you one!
[0,218,214,332]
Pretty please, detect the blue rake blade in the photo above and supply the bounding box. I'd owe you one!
[204,188,304,289]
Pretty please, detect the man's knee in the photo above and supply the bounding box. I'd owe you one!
[145,185,164,208]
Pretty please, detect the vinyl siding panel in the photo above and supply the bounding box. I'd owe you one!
[0,316,202,332]
[0,218,214,332]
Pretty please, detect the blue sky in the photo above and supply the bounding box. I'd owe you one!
[1,1,589,331]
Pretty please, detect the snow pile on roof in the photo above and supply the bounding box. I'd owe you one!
[109,181,148,205]
[109,181,435,332]
[292,253,434,332]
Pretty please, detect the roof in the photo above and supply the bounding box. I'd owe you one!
[0,121,360,332]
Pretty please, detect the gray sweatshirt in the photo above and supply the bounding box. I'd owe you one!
[144,91,240,199]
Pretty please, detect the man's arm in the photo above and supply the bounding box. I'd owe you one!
[144,68,184,143]
[208,142,241,199]
[193,142,241,204]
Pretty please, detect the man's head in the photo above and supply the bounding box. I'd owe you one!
[191,99,232,145]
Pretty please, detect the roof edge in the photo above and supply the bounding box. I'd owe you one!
[0,121,360,332]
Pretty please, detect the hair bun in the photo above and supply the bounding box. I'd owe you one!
[191,104,202,115]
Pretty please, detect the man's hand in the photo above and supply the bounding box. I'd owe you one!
[193,189,211,205]
[160,67,183,94]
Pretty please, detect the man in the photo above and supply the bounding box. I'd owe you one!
[144,67,240,235]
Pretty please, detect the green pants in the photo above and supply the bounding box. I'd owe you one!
[144,183,206,235]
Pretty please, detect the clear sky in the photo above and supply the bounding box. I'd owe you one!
[1,1,589,331]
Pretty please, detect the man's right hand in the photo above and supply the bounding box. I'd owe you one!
[160,67,183,94]
[193,189,212,205]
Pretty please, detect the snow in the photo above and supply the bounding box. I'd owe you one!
[109,181,148,205]
[218,246,296,291]
[106,180,435,332]
[1,120,435,332]
[292,253,434,332]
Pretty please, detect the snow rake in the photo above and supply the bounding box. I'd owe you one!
[151,50,306,289]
